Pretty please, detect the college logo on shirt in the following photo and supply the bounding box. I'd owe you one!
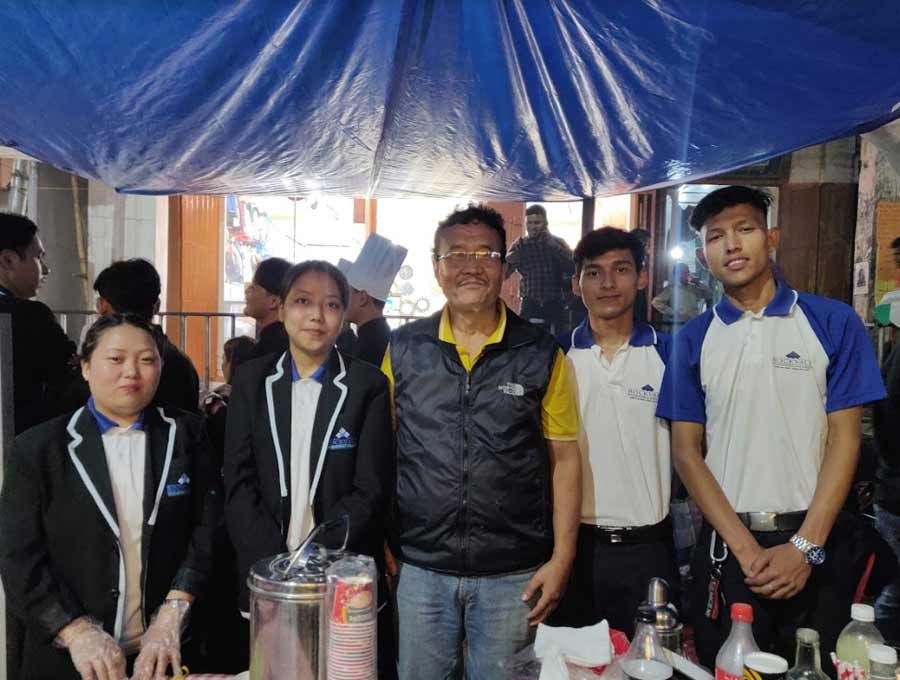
[772,350,812,371]
[166,473,191,497]
[328,428,357,450]
[498,382,525,397]
[626,384,659,403]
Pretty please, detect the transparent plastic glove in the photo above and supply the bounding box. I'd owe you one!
[131,599,191,680]
[56,617,127,680]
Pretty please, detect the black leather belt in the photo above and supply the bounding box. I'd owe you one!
[582,516,671,544]
[737,511,805,532]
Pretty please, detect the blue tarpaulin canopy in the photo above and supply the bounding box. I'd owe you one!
[1,2,899,200]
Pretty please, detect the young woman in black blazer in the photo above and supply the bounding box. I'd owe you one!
[224,260,394,615]
[0,314,222,680]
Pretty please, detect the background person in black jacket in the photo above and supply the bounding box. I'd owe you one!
[0,314,222,680]
[244,256,292,358]
[92,258,201,413]
[224,260,394,673]
[0,212,77,434]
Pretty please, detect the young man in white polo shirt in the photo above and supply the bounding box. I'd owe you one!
[559,227,677,635]
[657,186,886,669]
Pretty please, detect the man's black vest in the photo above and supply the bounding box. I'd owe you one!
[390,307,559,575]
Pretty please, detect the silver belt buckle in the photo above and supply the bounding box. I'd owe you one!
[748,512,779,532]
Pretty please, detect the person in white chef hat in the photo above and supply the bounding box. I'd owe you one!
[344,234,408,366]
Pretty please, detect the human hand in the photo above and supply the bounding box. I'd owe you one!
[131,600,190,680]
[57,617,127,680]
[745,543,811,599]
[521,556,572,625]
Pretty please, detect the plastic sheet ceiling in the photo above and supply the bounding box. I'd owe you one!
[1,2,899,200]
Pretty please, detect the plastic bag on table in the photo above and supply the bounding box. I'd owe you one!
[498,630,630,680]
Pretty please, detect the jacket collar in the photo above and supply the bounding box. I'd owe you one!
[570,318,657,349]
[713,280,798,325]
[65,404,177,532]
[265,349,349,523]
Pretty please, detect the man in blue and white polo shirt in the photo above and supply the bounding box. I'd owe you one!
[559,227,677,635]
[657,186,886,668]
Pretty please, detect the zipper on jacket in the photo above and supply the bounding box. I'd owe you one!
[461,372,471,571]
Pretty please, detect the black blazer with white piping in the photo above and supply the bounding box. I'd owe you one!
[0,404,223,680]
[223,348,394,611]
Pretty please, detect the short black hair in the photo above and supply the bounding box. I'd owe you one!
[80,313,164,362]
[93,258,161,321]
[253,257,293,296]
[434,203,506,259]
[891,237,900,251]
[280,260,350,309]
[223,336,257,377]
[574,227,645,275]
[525,204,547,219]
[0,213,38,255]
[689,186,772,232]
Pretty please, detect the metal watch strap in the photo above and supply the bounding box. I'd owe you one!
[790,534,821,561]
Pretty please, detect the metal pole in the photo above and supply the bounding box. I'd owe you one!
[204,316,211,387]
[180,316,187,352]
[5,159,32,214]
[230,314,236,339]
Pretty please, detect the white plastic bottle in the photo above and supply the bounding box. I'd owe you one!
[868,644,898,680]
[715,603,760,680]
[835,604,885,678]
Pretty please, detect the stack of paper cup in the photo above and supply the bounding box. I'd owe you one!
[326,555,378,680]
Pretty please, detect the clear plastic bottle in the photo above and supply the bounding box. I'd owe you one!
[868,644,898,680]
[621,605,674,680]
[787,628,829,680]
[835,604,885,678]
[715,603,760,680]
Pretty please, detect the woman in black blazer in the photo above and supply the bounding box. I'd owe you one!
[224,260,394,614]
[0,314,222,680]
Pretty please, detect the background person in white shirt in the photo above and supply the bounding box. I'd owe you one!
[0,313,222,680]
[557,227,677,635]
[657,186,886,670]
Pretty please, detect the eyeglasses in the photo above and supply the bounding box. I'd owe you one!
[435,249,504,265]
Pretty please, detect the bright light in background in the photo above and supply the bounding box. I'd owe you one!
[669,245,685,260]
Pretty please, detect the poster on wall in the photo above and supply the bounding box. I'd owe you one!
[854,262,869,297]
[874,201,900,305]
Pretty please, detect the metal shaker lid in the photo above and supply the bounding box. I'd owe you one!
[248,543,343,601]
[249,515,352,602]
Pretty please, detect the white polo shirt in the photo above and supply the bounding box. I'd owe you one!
[657,282,885,513]
[562,321,672,528]
[286,358,326,551]
[89,398,146,653]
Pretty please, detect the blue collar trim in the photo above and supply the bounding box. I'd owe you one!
[714,281,797,325]
[290,356,327,383]
[571,318,656,349]
[87,396,145,434]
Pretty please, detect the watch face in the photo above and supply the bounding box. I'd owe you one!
[807,545,826,566]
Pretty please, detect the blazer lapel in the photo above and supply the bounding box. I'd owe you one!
[66,407,119,536]
[143,407,177,527]
[265,353,293,541]
[309,350,349,504]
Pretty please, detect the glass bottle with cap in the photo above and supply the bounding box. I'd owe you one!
[868,644,898,680]
[786,628,829,680]
[621,604,674,680]
[835,604,885,678]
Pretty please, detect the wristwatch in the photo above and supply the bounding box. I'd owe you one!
[790,534,826,566]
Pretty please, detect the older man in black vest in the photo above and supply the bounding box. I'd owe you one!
[382,204,581,680]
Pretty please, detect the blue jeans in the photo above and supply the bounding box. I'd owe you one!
[875,505,900,642]
[396,562,537,680]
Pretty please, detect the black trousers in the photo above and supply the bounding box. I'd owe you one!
[554,523,679,637]
[690,513,875,678]
[520,298,571,336]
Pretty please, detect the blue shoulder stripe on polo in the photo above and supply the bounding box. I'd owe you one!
[656,310,714,423]
[795,292,886,412]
